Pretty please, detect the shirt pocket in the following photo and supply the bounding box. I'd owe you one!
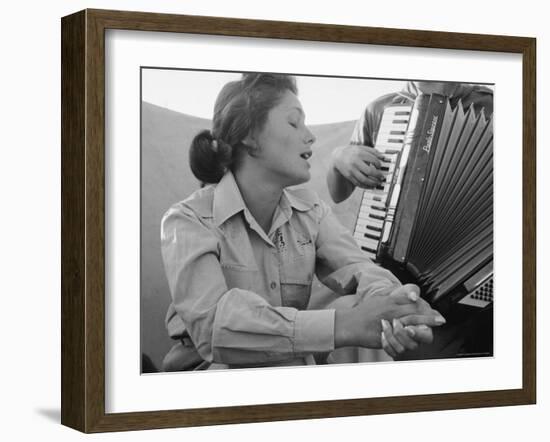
[221,263,259,292]
[279,236,315,310]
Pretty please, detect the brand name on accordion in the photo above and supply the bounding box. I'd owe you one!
[421,116,438,153]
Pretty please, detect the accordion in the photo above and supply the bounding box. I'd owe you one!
[353,93,493,315]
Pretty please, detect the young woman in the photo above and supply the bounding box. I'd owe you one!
[161,73,444,370]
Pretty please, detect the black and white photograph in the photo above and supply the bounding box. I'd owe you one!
[140,69,494,374]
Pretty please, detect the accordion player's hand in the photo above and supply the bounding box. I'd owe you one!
[333,144,385,189]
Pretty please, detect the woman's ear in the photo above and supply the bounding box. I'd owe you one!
[241,134,260,157]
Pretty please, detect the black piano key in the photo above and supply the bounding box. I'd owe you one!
[370,205,386,211]
[368,213,385,221]
[366,225,383,233]
[363,232,380,240]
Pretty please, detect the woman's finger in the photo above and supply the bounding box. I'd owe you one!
[400,313,446,327]
[389,284,422,304]
[392,318,419,351]
[381,331,397,359]
[406,324,434,344]
[381,319,405,354]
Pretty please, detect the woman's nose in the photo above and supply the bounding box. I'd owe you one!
[305,127,316,145]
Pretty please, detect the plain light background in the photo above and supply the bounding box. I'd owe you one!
[0,0,546,440]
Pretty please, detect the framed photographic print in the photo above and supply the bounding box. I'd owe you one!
[61,9,536,433]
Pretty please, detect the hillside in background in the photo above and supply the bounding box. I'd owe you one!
[140,101,362,370]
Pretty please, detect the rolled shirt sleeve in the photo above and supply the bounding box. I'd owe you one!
[161,205,335,366]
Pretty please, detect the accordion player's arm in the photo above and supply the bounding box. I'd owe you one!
[327,107,381,203]
[327,147,357,203]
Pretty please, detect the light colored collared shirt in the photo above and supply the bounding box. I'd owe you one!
[161,171,401,367]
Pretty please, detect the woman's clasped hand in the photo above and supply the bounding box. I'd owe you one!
[334,283,445,357]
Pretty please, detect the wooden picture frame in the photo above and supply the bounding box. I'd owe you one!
[61,8,536,433]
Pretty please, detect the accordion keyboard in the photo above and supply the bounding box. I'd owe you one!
[353,104,413,260]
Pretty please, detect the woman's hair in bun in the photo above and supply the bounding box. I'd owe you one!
[188,130,233,185]
[189,73,297,184]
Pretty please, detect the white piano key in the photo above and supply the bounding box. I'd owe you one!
[361,192,386,202]
[366,204,387,214]
[354,225,382,237]
[360,200,387,211]
[377,129,407,138]
[379,112,411,124]
[360,198,388,209]
[376,130,407,140]
[357,205,387,218]
[361,193,388,204]
[377,147,405,154]
[380,158,397,167]
[376,145,401,152]
[356,209,386,222]
[356,214,385,228]
[378,111,412,124]
[354,230,379,243]
[377,122,410,132]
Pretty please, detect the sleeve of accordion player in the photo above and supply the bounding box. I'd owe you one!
[349,104,378,147]
[314,199,402,297]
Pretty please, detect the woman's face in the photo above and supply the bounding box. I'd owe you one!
[251,90,316,188]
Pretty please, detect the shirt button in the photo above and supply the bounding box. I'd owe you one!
[270,281,277,290]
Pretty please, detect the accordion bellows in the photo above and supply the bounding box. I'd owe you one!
[353,93,493,311]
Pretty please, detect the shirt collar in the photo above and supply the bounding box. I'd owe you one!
[213,172,315,228]
[213,171,247,227]
[281,188,315,213]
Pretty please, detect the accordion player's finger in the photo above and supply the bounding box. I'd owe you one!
[344,173,365,188]
[350,170,380,189]
[356,147,382,169]
[356,160,384,181]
